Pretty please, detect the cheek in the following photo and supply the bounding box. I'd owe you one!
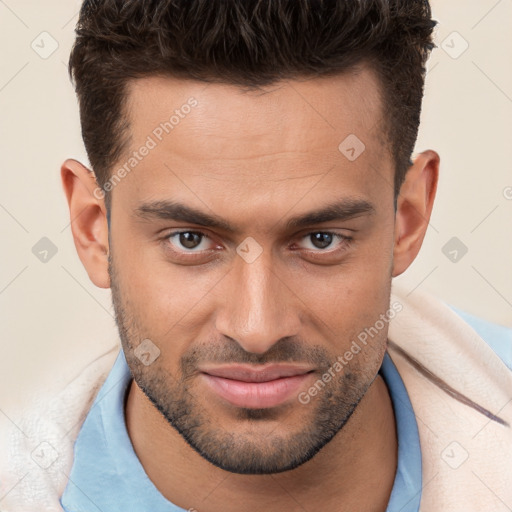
[302,240,393,359]
[115,250,224,363]
[307,246,392,317]
[116,234,211,319]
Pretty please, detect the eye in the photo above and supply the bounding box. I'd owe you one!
[166,230,213,252]
[297,232,352,252]
[161,229,353,263]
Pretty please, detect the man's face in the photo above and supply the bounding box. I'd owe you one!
[108,66,397,474]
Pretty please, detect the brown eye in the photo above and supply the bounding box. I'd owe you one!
[166,231,212,252]
[179,232,203,249]
[309,232,334,249]
[299,232,350,252]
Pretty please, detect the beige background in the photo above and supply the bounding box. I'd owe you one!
[1,0,511,415]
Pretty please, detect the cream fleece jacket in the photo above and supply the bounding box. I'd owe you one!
[1,284,511,511]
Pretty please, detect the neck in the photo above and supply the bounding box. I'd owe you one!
[125,372,397,511]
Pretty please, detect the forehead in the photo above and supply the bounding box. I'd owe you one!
[124,64,387,160]
[115,66,392,221]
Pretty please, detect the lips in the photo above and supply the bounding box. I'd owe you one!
[199,364,315,409]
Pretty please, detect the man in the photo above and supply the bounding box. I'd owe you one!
[1,0,511,511]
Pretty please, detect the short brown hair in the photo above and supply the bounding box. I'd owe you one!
[68,0,437,208]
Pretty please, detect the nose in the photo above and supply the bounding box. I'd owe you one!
[214,248,301,354]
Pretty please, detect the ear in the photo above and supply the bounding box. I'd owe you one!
[392,150,440,277]
[61,158,110,288]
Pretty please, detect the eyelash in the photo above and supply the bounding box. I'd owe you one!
[161,230,353,261]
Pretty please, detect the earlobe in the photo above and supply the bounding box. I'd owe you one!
[392,150,440,277]
[61,158,111,288]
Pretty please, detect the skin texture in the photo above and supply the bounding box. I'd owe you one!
[61,63,439,511]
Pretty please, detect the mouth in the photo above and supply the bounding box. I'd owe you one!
[199,364,316,409]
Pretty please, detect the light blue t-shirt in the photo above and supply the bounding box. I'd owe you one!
[60,307,512,512]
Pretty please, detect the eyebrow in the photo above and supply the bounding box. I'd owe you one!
[134,198,375,234]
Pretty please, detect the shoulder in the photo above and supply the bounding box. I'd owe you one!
[447,305,512,371]
[0,345,120,511]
